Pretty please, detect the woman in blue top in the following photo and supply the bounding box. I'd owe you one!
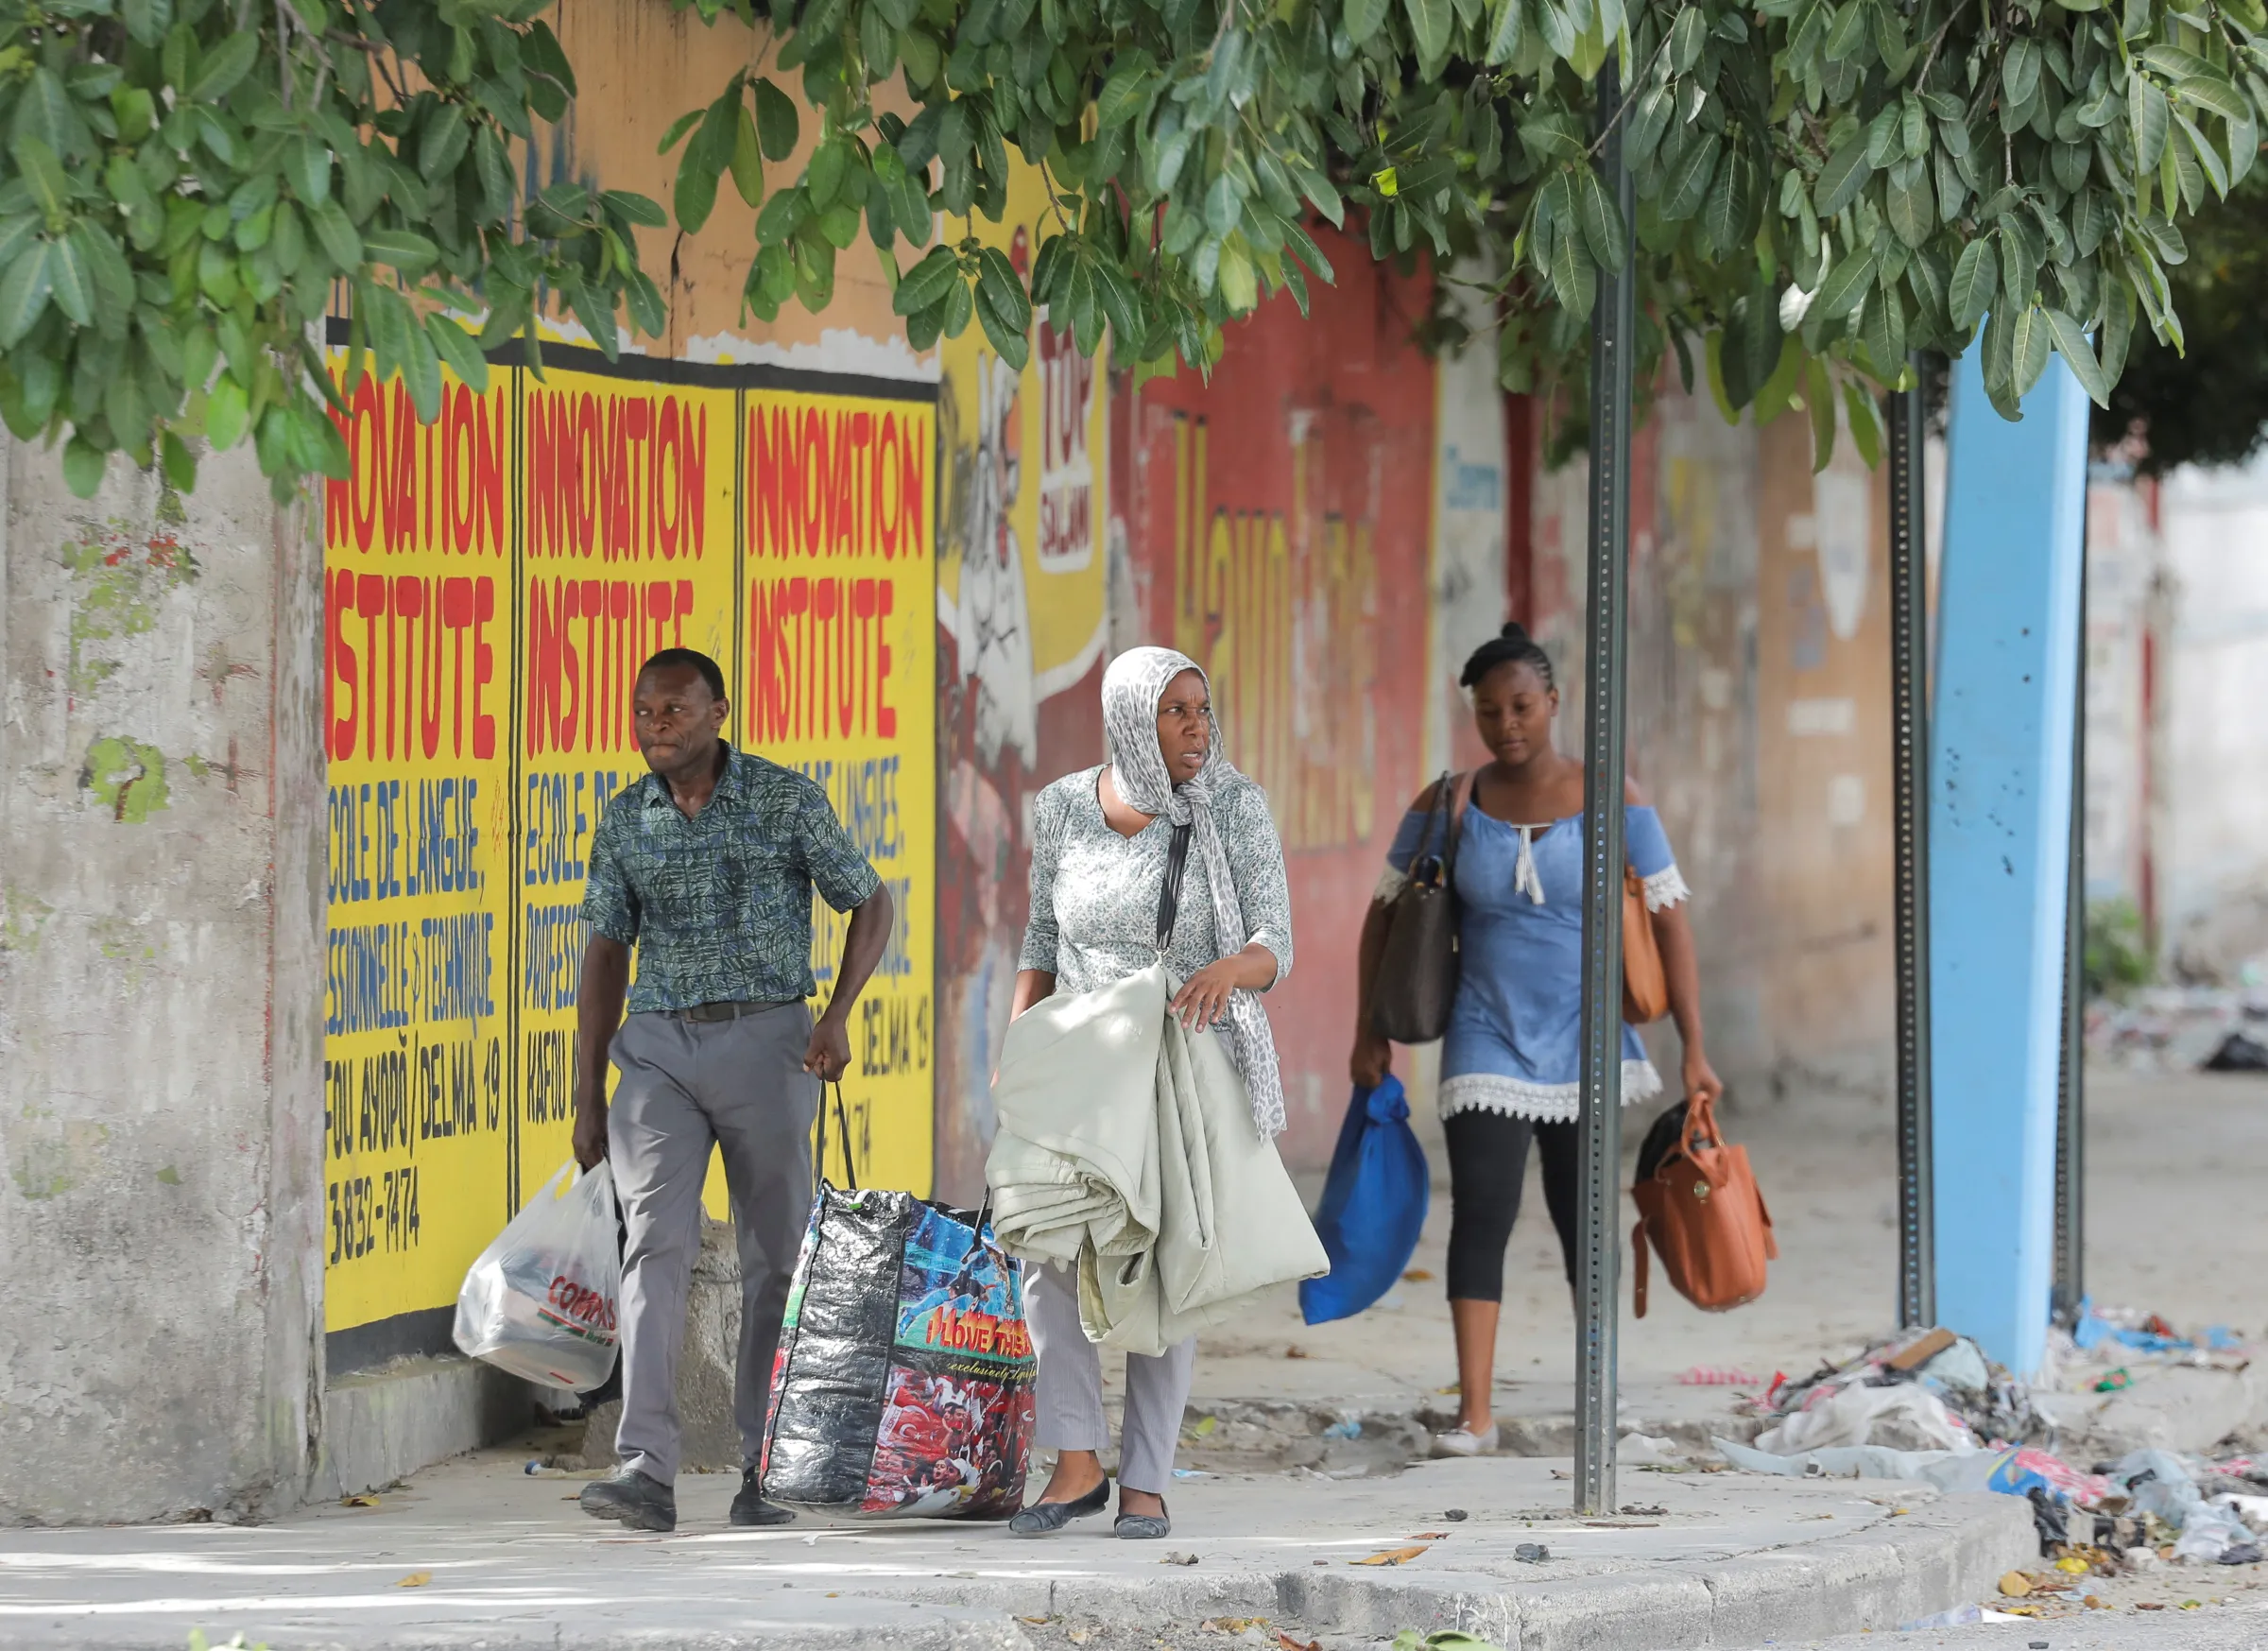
[1349,623,1721,1456]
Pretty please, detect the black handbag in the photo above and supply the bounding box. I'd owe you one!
[1369,771,1472,1044]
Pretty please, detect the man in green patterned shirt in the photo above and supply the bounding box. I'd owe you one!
[572,647,894,1535]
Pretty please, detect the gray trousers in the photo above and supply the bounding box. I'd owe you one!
[607,1005,816,1483]
[1023,1261,1195,1496]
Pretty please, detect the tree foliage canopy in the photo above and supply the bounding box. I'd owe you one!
[2095,163,2268,472]
[4,0,2265,497]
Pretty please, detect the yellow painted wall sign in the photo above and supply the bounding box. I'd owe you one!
[321,338,936,1348]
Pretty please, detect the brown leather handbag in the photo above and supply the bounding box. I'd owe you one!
[1622,866,1669,1024]
[1369,771,1473,1044]
[1631,1092,1777,1316]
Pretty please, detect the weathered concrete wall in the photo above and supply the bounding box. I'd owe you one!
[0,436,326,1523]
[1524,380,1897,1108]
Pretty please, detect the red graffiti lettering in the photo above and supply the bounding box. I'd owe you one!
[746,576,898,745]
[525,576,697,756]
[746,400,928,560]
[324,572,497,762]
[526,387,709,562]
[323,373,507,557]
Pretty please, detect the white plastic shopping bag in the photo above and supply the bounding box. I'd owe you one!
[453,1160,621,1391]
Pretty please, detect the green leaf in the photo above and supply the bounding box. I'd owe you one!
[188,33,258,103]
[420,106,472,183]
[605,190,670,229]
[206,371,249,451]
[1843,378,1883,465]
[1486,0,1526,63]
[62,439,107,499]
[2042,307,2108,406]
[1815,245,1877,318]
[46,233,92,326]
[730,109,765,209]
[1807,357,1837,470]
[1545,221,1595,321]
[1346,0,1392,44]
[754,79,800,162]
[975,245,1033,337]
[1669,4,1706,72]
[363,229,438,273]
[1406,0,1453,60]
[401,318,445,420]
[1885,160,1934,247]
[2173,75,2250,125]
[0,241,54,347]
[809,141,848,210]
[2007,303,2052,398]
[1949,235,1998,328]
[311,201,362,274]
[2130,73,2169,174]
[1813,134,1873,218]
[1661,132,1721,221]
[2004,39,2041,107]
[424,312,490,392]
[658,108,705,156]
[160,429,196,491]
[14,138,69,223]
[1098,53,1158,127]
[893,244,962,316]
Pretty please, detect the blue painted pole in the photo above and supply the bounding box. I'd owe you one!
[1929,344,2091,1378]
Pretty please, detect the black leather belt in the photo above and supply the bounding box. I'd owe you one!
[678,999,792,1023]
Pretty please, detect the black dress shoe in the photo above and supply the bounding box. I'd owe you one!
[730,1469,796,1527]
[578,1466,676,1533]
[1007,1476,1111,1537]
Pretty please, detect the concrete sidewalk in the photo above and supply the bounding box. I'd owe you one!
[0,1447,2034,1651]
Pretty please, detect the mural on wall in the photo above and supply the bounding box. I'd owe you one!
[1121,239,1437,1158]
[321,339,937,1361]
[932,172,1110,1201]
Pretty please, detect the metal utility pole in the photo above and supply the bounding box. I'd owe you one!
[1572,60,1635,1519]
[1887,361,1934,1332]
[2053,546,2088,1323]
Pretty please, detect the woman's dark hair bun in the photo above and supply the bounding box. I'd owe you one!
[1460,621,1555,691]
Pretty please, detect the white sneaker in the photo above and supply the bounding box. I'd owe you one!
[1430,1422,1500,1458]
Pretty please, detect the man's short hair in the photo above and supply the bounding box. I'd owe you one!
[639,648,727,702]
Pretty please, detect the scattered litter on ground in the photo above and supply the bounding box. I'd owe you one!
[1442,1507,1469,1521]
[2205,1029,2268,1070]
[1161,1551,1199,1566]
[2087,983,2268,1071]
[1513,1542,1550,1562]
[1401,1268,1435,1281]
[1679,1365,1772,1385]
[1321,1419,1362,1440]
[1352,1545,1429,1566]
[1283,1346,1310,1360]
[394,1572,431,1588]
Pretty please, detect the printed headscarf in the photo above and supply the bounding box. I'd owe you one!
[1102,645,1287,1140]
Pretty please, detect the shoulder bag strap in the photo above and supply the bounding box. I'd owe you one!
[1439,769,1477,886]
[1156,818,1194,952]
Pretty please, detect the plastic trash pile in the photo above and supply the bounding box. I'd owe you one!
[1737,1324,2044,1453]
[1715,1319,2268,1567]
[2086,983,2268,1072]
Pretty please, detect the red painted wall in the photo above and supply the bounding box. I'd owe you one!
[1117,235,1438,1163]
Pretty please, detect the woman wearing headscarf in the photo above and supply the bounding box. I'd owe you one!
[1004,645,1293,1540]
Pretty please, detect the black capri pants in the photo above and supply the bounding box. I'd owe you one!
[1443,1109,1583,1301]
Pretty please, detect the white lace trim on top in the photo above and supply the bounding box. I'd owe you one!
[1437,1060,1663,1125]
[1641,864,1691,912]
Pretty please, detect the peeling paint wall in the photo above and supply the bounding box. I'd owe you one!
[1524,378,1896,1108]
[0,435,325,1524]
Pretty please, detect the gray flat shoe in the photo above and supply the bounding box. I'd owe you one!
[1113,1500,1171,1539]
